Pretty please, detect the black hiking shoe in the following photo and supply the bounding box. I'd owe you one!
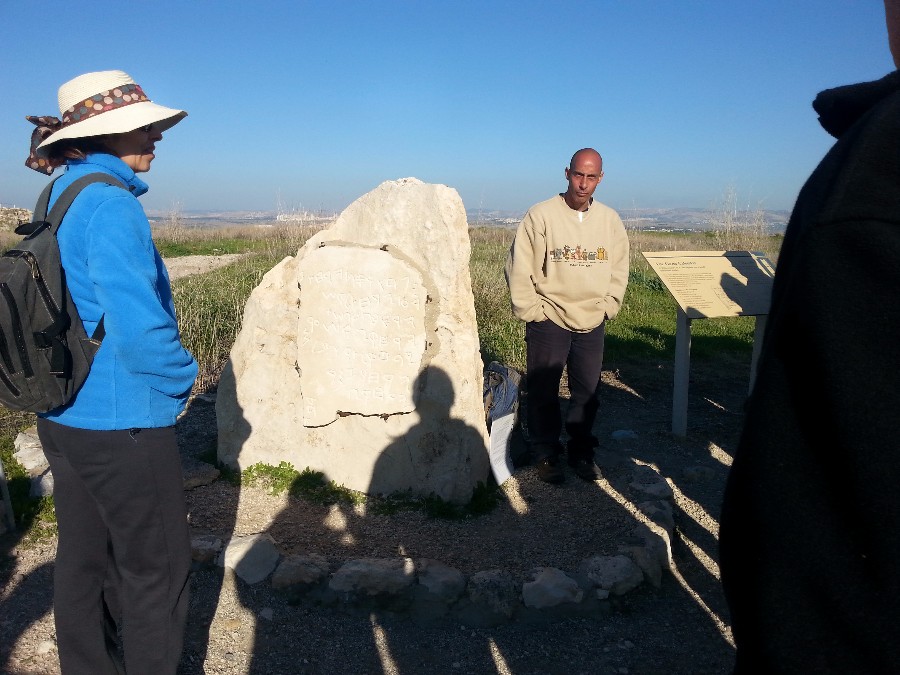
[569,458,603,482]
[535,457,565,484]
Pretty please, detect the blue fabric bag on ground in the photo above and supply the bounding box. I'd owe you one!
[483,362,528,482]
[483,361,520,430]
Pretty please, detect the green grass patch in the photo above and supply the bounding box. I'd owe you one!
[367,490,423,516]
[242,461,298,496]
[422,483,501,520]
[423,482,501,520]
[154,237,256,258]
[0,410,47,536]
[468,227,525,370]
[152,222,316,260]
[240,462,365,506]
[166,224,316,392]
[239,461,498,517]
[289,468,367,507]
[166,224,778,403]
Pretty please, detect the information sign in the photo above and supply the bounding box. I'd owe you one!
[643,250,774,319]
[642,250,775,436]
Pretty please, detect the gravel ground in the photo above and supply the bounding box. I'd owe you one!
[0,255,741,674]
[0,357,741,674]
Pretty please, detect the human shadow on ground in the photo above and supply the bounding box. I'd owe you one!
[175,347,740,672]
[203,358,736,673]
[504,337,737,667]
[176,386,240,674]
[0,493,55,672]
[236,364,491,673]
[590,344,749,657]
[512,317,748,658]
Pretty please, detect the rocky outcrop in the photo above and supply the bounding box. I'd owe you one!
[217,178,489,504]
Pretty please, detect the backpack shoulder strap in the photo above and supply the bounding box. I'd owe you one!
[45,173,128,235]
[46,173,126,341]
[32,176,61,221]
[21,173,126,344]
[16,173,129,237]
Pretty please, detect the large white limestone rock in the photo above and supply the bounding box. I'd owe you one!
[217,178,490,503]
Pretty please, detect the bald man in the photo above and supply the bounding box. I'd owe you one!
[720,2,900,671]
[505,148,629,484]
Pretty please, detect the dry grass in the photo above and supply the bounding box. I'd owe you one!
[164,222,323,392]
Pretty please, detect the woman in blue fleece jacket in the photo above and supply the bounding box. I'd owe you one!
[25,70,197,675]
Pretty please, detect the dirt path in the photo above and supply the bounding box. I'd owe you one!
[164,253,251,280]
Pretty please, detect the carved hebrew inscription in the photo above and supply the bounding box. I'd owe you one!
[297,245,427,426]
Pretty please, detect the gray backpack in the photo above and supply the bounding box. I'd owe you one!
[0,173,125,412]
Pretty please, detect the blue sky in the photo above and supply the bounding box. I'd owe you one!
[0,1,894,216]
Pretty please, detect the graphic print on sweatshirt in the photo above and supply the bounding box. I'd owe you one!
[548,244,609,266]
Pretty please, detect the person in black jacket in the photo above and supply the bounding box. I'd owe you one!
[719,2,900,672]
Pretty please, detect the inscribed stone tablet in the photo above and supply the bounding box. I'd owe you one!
[297,245,427,426]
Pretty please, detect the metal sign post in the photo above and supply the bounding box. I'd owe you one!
[642,250,775,437]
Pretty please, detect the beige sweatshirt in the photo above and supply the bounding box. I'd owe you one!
[504,194,629,332]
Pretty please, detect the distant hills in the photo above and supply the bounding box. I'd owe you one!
[468,206,790,234]
[140,205,791,234]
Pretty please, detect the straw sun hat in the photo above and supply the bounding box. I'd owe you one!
[26,70,187,174]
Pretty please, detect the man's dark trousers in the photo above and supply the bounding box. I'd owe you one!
[525,319,605,461]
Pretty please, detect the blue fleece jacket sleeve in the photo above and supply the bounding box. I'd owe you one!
[84,193,197,397]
